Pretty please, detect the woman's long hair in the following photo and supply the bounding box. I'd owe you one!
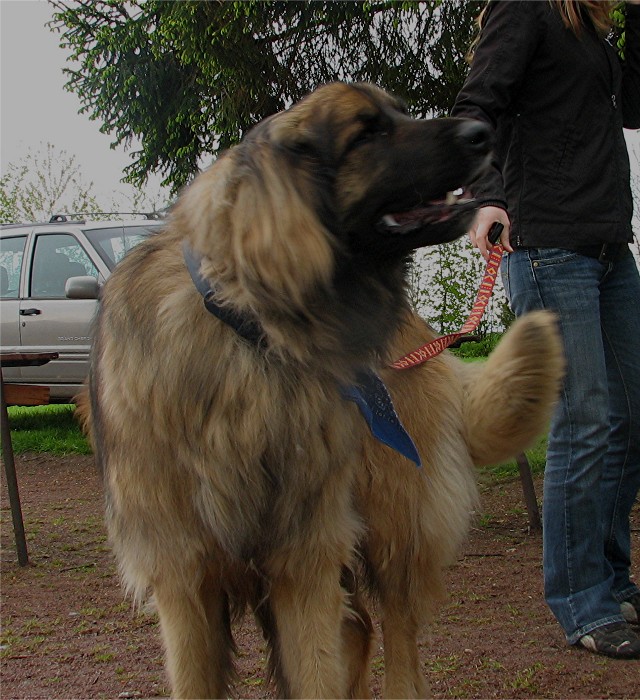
[554,0,616,34]
[468,0,617,61]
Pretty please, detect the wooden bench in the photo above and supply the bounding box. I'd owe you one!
[4,383,50,407]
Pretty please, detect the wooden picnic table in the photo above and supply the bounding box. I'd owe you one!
[0,352,58,566]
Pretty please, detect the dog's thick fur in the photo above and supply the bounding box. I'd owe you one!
[355,309,563,698]
[88,82,562,699]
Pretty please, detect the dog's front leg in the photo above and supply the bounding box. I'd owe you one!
[268,561,349,698]
[381,601,430,699]
[341,581,374,699]
[154,564,234,699]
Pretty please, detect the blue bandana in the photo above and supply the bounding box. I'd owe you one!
[341,371,421,467]
[183,243,421,467]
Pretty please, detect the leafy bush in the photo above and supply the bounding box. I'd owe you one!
[450,332,503,358]
[411,238,508,338]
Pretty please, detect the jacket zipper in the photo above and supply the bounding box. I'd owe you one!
[602,32,624,230]
[604,33,618,110]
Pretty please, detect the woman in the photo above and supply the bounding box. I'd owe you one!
[452,1,640,658]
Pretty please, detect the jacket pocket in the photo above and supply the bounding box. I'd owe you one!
[546,127,577,190]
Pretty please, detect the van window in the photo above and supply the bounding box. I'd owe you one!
[30,233,98,298]
[0,235,27,299]
[84,225,155,269]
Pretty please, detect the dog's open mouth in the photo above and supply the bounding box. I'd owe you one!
[378,188,477,235]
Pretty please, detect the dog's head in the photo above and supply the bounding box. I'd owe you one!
[250,82,491,257]
[175,82,491,359]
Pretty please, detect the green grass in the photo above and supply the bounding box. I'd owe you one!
[3,404,91,455]
[480,433,548,484]
[4,401,548,484]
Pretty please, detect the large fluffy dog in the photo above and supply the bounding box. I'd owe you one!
[88,82,561,698]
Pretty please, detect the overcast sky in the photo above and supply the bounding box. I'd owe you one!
[0,0,166,203]
[1,0,639,207]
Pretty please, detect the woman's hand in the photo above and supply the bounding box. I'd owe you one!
[468,205,512,259]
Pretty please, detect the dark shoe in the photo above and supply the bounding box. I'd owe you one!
[578,622,640,659]
[620,593,640,625]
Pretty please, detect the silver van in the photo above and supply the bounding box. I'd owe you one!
[0,216,162,401]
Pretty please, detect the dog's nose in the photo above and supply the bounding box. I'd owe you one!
[456,120,492,154]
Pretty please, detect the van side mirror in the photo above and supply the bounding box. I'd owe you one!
[65,275,100,300]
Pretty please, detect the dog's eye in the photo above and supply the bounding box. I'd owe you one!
[288,138,314,154]
[282,135,322,159]
[349,120,390,151]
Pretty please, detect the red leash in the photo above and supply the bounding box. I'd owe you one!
[390,224,505,370]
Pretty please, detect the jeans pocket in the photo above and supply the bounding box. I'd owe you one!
[527,248,579,268]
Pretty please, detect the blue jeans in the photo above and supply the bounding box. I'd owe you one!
[502,247,640,645]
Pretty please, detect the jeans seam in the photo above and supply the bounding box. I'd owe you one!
[569,614,628,646]
[527,251,581,631]
[613,585,640,603]
[600,323,631,558]
[563,383,578,627]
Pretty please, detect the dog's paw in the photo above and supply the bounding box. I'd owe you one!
[464,310,565,466]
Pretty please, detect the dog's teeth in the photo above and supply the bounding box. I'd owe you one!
[382,214,400,227]
[445,191,459,206]
[452,187,464,196]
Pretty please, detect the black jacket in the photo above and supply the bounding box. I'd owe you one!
[452,1,640,248]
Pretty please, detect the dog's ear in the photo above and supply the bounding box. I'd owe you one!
[268,109,330,160]
[229,145,338,312]
[175,144,337,316]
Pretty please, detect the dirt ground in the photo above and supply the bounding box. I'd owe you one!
[1,452,639,699]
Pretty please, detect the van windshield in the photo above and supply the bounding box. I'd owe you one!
[84,226,158,269]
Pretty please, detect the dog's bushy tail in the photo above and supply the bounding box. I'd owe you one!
[461,310,564,467]
[73,382,93,447]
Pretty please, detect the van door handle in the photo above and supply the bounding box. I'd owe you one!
[20,308,42,316]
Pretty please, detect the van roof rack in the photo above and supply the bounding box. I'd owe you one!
[48,211,163,223]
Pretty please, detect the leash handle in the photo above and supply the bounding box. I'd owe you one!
[390,224,505,370]
[488,221,504,245]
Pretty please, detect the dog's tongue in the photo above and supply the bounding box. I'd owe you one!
[384,207,446,227]
[381,189,475,234]
[381,196,475,234]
